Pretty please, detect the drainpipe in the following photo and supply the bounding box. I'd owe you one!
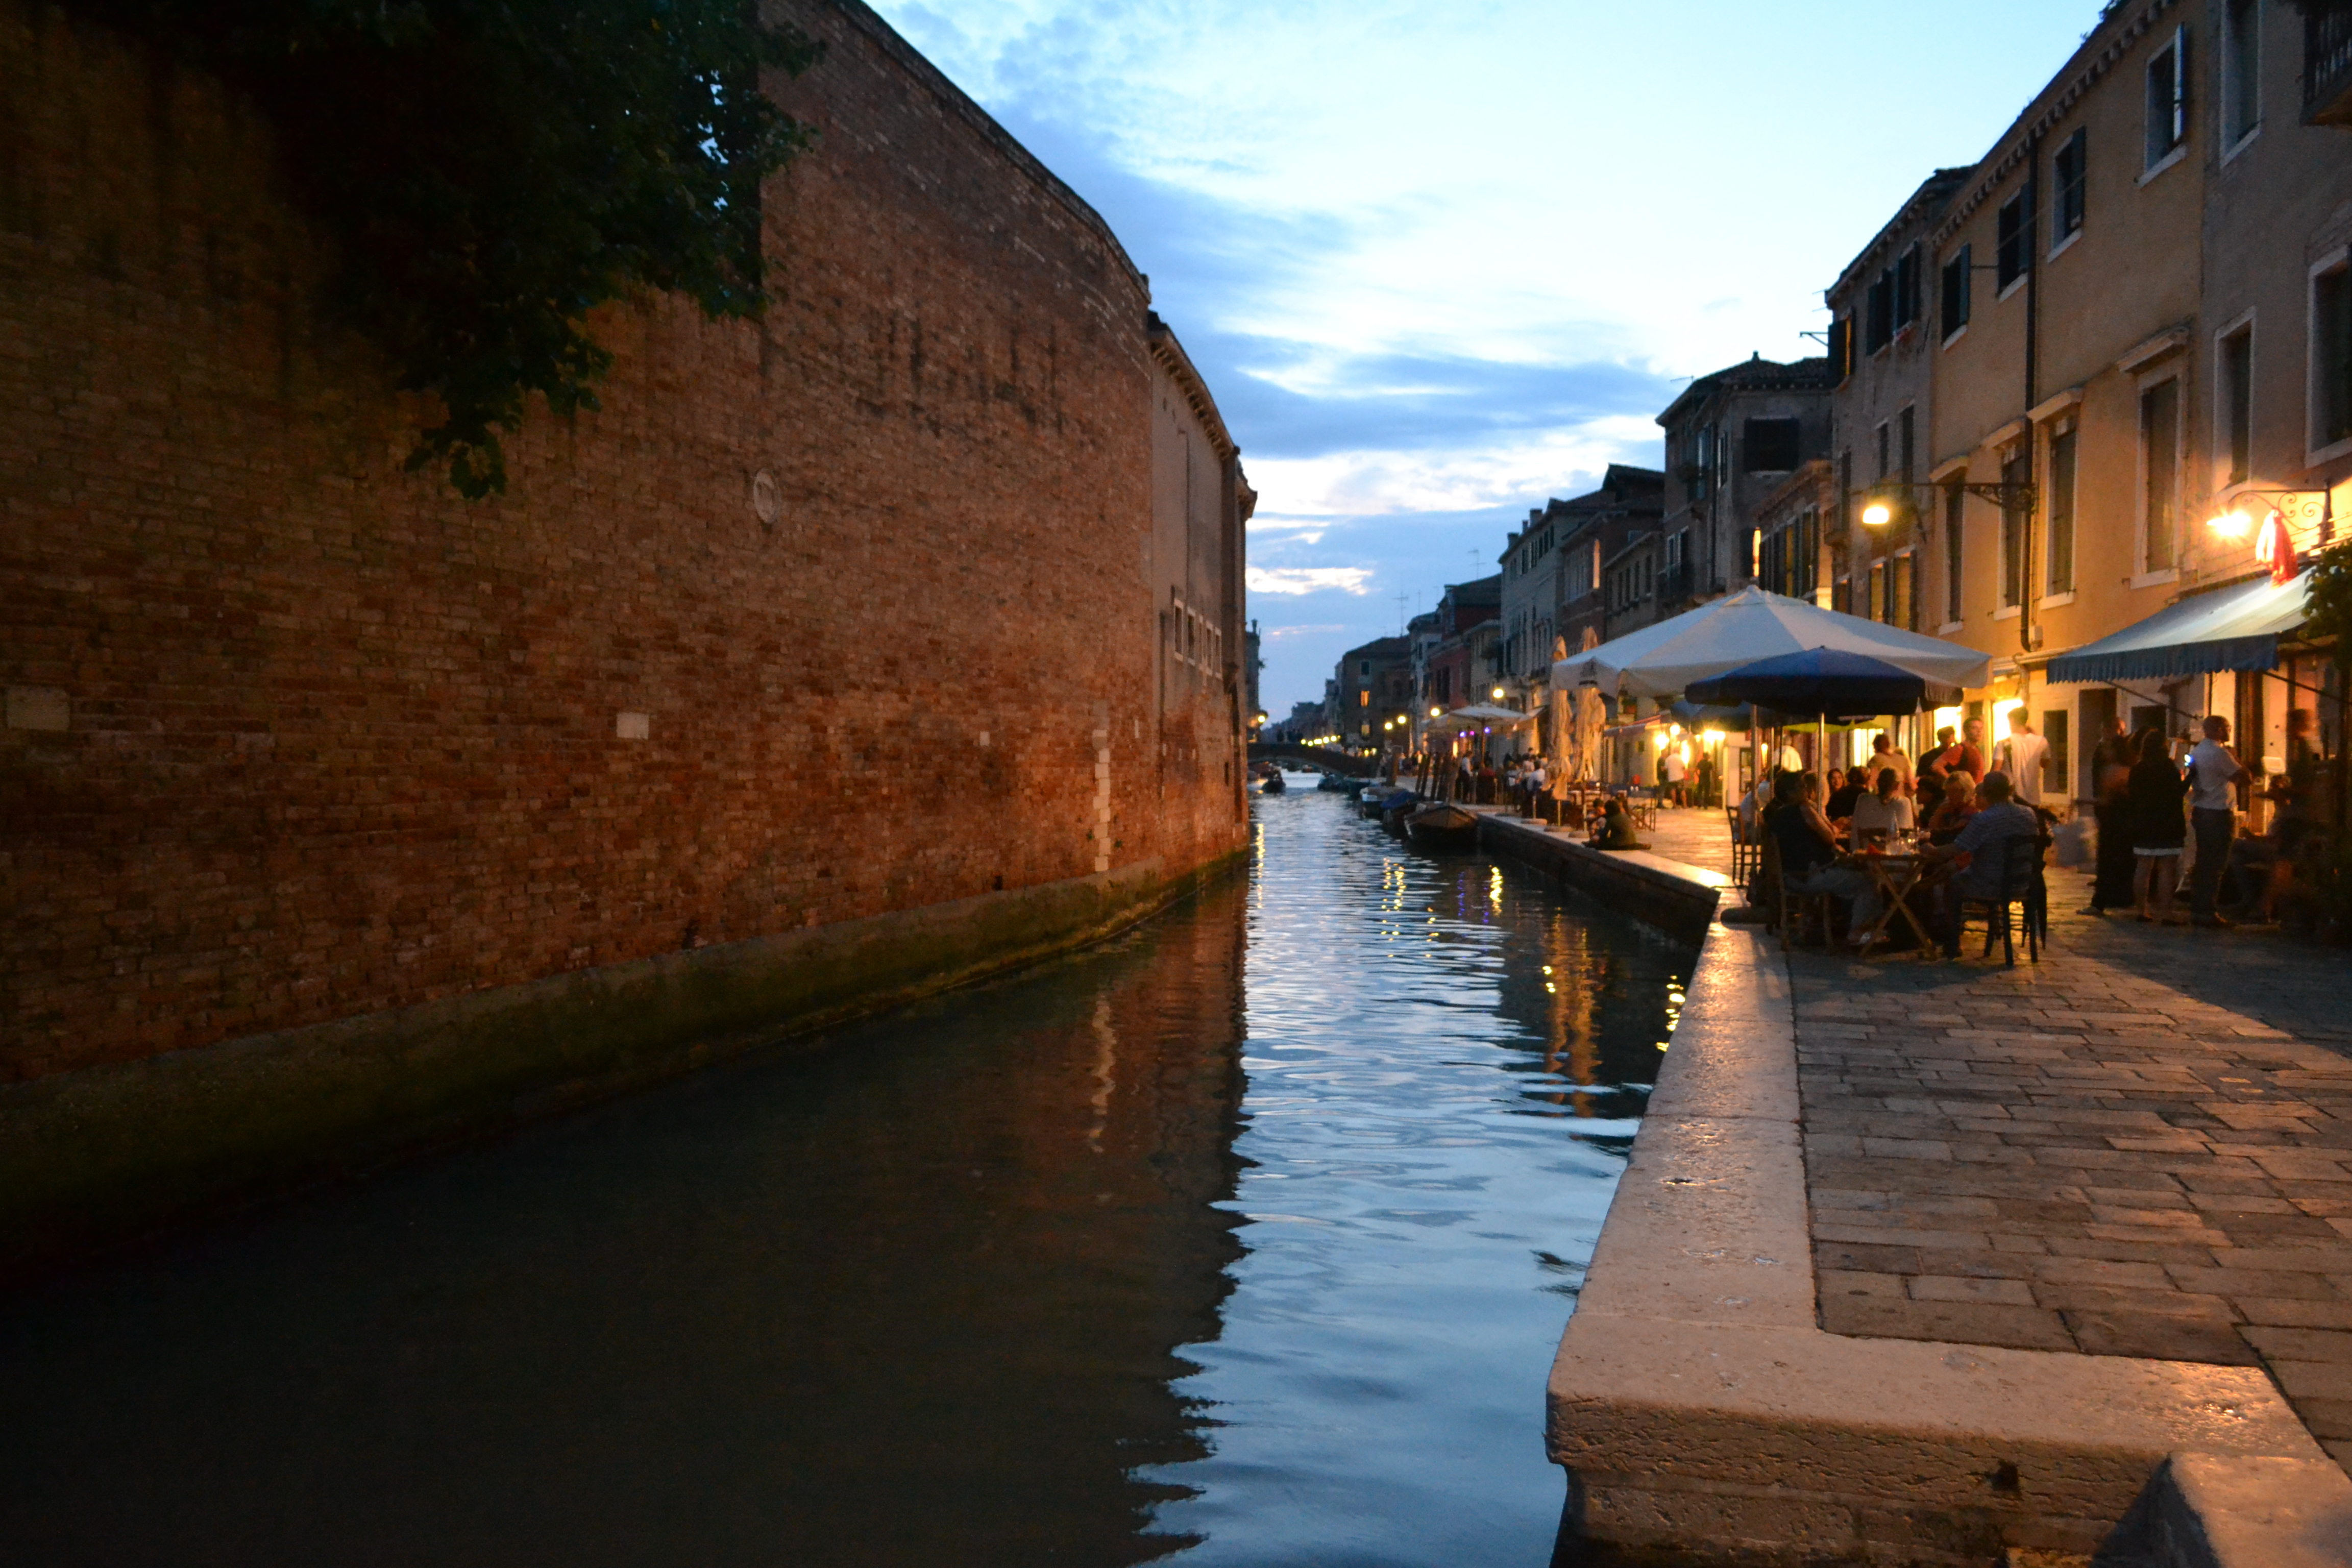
[2020,128,2043,666]
[2014,127,2045,750]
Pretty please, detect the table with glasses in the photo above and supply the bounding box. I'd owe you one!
[1841,831,1947,952]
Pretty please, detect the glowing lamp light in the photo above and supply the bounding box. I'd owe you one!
[1429,706,1442,718]
[2208,508,2255,540]
[1490,686,1506,701]
[1861,501,1894,528]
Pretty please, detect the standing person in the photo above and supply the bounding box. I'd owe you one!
[1866,732,1914,795]
[1696,751,1718,810]
[2087,752,2136,915]
[2126,727,2187,923]
[1996,709,2051,810]
[2259,709,2322,920]
[1916,726,1964,784]
[1958,717,1991,782]
[1776,737,1805,776]
[1662,744,1687,807]
[2093,714,2132,772]
[2184,714,2249,928]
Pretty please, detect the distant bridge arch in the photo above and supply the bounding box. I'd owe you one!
[1247,743,1380,778]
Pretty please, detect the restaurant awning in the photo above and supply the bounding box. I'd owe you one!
[2044,570,2313,684]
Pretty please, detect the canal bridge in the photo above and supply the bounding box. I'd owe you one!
[1246,743,1379,778]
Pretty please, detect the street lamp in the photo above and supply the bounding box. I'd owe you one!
[1491,685,1506,701]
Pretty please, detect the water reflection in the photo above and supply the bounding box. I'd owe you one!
[1147,787,1690,1565]
[0,787,1689,1567]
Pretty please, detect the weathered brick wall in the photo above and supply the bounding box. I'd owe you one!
[0,0,1247,1081]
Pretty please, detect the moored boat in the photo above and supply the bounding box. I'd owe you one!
[1404,802,1479,853]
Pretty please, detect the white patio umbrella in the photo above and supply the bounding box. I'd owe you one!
[1546,636,1572,793]
[1552,585,1990,700]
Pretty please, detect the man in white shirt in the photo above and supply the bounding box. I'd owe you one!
[1996,710,2050,809]
[1850,768,1916,842]
[2185,714,2248,928]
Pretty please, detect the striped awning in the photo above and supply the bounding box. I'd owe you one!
[2045,570,2313,684]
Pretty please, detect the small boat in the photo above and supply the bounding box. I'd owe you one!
[1259,768,1286,794]
[1316,772,1352,793]
[1404,802,1480,852]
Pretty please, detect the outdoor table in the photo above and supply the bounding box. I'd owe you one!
[1841,846,1945,953]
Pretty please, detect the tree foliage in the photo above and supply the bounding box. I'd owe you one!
[2311,538,2352,675]
[75,0,823,496]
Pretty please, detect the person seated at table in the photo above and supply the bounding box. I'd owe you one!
[1592,793,1646,850]
[1924,773,1978,846]
[1919,772,2039,957]
[1737,771,1775,840]
[1825,766,1865,824]
[1850,768,1916,845]
[1768,773,1880,947]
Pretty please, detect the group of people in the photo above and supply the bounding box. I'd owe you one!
[2085,708,2322,928]
[1738,710,2056,954]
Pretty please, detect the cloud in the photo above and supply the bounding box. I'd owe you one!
[1263,623,1345,640]
[1246,567,1374,597]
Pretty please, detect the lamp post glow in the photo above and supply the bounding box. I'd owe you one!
[2206,508,2254,540]
[1861,501,1893,528]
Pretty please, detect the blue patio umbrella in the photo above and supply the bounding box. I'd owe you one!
[1685,647,1963,720]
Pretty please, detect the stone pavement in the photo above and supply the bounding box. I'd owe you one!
[1793,867,2352,1470]
[1638,801,1734,880]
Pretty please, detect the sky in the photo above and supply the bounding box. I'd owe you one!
[868,0,2108,716]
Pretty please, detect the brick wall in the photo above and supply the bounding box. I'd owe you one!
[0,0,1248,1082]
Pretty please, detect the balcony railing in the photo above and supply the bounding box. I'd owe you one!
[2310,6,2352,127]
[1658,561,1696,606]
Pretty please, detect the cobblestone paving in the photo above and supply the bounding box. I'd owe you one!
[1793,867,2352,1467]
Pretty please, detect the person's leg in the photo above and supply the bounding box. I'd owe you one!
[2134,855,2153,919]
[2152,853,2177,921]
[2190,810,2230,922]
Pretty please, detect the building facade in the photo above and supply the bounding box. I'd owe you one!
[1656,356,1834,618]
[1334,635,1416,753]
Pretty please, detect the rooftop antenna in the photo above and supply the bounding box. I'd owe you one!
[1395,590,1408,635]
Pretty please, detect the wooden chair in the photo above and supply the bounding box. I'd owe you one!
[1954,834,2043,966]
[1761,834,1833,950]
[1726,808,1760,890]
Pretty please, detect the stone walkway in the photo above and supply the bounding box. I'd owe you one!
[1794,862,2352,1469]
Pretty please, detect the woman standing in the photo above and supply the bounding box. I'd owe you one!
[2087,755,2136,915]
[2126,727,2188,923]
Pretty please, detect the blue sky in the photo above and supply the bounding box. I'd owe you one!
[870,0,2105,714]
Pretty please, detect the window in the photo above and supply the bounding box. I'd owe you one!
[2053,129,2087,243]
[1898,406,1916,482]
[1996,191,2031,292]
[1744,417,1802,472]
[2001,452,2030,608]
[1828,316,1852,382]
[2146,28,2188,169]
[1894,244,1921,332]
[2221,323,2253,483]
[2047,425,2077,595]
[1944,485,1964,623]
[2141,377,2181,571]
[2318,259,2352,450]
[1865,270,1894,354]
[1942,246,1972,339]
[1693,425,1714,498]
[1895,552,1917,632]
[1874,422,1891,482]
[1798,509,1818,597]
[1868,560,1887,623]
[2225,0,2261,145]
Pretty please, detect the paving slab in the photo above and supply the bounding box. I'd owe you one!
[1784,884,2352,1480]
[1547,910,2335,1565]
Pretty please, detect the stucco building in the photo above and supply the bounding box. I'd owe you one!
[1655,356,1834,617]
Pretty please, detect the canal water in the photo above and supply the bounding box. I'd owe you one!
[0,784,1692,1567]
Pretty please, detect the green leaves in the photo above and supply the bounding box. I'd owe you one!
[2310,539,2352,675]
[88,0,822,497]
